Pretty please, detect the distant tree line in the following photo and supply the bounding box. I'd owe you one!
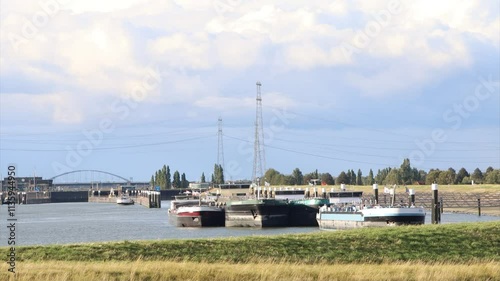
[262,159,500,186]
[150,164,189,190]
[150,159,500,189]
[150,163,226,190]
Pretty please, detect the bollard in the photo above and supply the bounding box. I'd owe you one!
[478,198,481,216]
[373,184,379,205]
[431,183,439,224]
[409,189,415,206]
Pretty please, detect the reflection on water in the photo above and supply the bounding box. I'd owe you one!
[0,201,498,246]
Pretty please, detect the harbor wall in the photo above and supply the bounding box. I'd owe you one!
[51,191,89,203]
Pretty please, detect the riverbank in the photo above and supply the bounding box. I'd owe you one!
[3,222,499,263]
[1,222,499,280]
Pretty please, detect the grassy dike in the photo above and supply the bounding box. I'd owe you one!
[1,222,499,280]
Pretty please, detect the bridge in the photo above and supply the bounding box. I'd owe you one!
[50,170,149,190]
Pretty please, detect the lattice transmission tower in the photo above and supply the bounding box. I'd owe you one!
[252,81,266,184]
[217,117,225,172]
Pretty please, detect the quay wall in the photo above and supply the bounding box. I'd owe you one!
[51,191,89,203]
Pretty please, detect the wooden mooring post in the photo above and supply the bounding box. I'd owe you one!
[431,183,440,224]
[478,198,481,216]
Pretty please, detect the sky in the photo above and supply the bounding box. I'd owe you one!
[0,0,499,183]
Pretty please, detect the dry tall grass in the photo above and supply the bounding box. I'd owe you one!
[1,260,499,281]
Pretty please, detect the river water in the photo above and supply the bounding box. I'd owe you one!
[1,202,499,246]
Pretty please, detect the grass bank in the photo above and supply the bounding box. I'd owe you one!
[1,260,499,281]
[3,222,499,264]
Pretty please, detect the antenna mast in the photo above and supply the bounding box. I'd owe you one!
[217,117,225,172]
[252,81,266,184]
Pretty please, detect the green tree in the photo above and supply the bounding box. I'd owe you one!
[200,172,206,183]
[437,170,454,185]
[485,169,500,184]
[283,175,295,185]
[447,168,456,184]
[173,171,181,188]
[351,170,356,185]
[264,168,283,185]
[150,175,155,188]
[485,166,494,176]
[375,168,391,184]
[156,169,163,188]
[160,165,168,190]
[426,169,441,185]
[303,170,320,185]
[321,172,335,185]
[166,165,171,189]
[181,173,188,189]
[418,170,427,184]
[366,169,375,185]
[212,164,225,184]
[291,168,303,185]
[461,176,472,184]
[471,168,483,184]
[345,170,351,184]
[455,168,469,184]
[383,168,401,185]
[336,171,348,185]
[400,158,413,184]
[356,169,363,185]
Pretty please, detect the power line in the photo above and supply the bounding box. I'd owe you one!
[0,135,213,152]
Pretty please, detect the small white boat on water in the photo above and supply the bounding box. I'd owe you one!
[116,194,134,205]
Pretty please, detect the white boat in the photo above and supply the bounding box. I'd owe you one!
[116,194,134,205]
[317,205,426,229]
[317,186,425,229]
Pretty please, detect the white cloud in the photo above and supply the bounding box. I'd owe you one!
[194,92,297,111]
[0,0,498,126]
[214,33,263,69]
[64,0,147,14]
[148,33,212,70]
[1,92,84,124]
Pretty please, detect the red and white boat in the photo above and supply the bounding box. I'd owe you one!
[176,205,225,227]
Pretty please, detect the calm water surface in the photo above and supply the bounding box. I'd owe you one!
[1,202,498,246]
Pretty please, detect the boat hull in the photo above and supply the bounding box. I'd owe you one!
[176,206,225,227]
[116,197,134,205]
[317,207,426,230]
[116,201,134,205]
[289,199,329,227]
[225,199,289,227]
